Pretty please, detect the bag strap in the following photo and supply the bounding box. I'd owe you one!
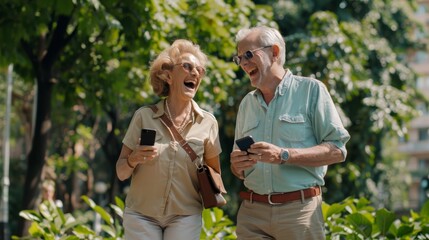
[149,105,198,162]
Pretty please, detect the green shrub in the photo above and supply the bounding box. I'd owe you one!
[15,196,236,239]
[16,196,124,240]
[323,197,429,239]
[201,207,236,239]
[16,196,429,239]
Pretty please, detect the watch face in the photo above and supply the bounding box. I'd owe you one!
[281,149,289,161]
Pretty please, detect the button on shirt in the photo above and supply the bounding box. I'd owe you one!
[123,99,222,217]
[234,70,350,195]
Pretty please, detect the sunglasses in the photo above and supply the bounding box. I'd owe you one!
[175,62,206,76]
[233,46,272,65]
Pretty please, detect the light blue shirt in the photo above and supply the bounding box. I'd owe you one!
[234,70,350,194]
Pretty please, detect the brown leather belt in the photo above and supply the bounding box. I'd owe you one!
[239,186,321,205]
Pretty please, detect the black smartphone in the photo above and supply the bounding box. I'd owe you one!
[235,135,255,153]
[140,128,156,146]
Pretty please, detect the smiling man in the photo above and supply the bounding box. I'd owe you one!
[229,26,350,240]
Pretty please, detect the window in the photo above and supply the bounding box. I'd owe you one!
[419,159,429,170]
[416,102,428,115]
[418,128,429,141]
[417,76,429,89]
[415,51,429,63]
[416,4,427,15]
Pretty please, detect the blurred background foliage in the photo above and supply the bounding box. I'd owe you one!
[0,0,428,237]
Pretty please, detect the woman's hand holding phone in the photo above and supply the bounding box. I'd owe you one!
[140,128,156,146]
[128,129,158,167]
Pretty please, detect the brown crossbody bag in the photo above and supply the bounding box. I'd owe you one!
[149,105,226,208]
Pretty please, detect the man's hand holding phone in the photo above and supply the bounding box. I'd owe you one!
[230,136,258,179]
[235,135,255,153]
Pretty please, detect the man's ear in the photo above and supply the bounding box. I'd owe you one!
[272,44,280,61]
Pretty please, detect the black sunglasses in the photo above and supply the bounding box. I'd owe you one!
[175,62,206,76]
[233,46,272,65]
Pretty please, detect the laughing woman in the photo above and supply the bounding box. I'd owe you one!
[116,39,223,240]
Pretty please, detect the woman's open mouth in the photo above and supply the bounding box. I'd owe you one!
[184,80,196,89]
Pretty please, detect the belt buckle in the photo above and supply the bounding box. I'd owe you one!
[267,193,282,205]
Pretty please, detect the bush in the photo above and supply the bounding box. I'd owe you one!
[15,196,429,239]
[201,207,236,239]
[323,197,429,239]
[15,196,236,239]
[15,196,124,240]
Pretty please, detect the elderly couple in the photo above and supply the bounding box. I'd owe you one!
[116,25,350,240]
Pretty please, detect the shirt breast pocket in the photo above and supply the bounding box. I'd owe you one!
[279,114,309,142]
[187,138,205,163]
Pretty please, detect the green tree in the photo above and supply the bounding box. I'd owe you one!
[0,0,273,236]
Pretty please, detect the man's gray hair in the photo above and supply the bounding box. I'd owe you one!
[235,26,286,66]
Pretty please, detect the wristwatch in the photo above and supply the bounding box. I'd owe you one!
[279,148,290,164]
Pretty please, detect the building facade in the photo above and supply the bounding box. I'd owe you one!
[398,0,429,210]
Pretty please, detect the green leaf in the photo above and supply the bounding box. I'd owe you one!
[110,204,123,219]
[39,202,54,221]
[375,208,396,236]
[62,214,79,229]
[19,210,42,222]
[396,225,414,237]
[81,195,96,208]
[101,224,116,237]
[94,205,114,225]
[61,236,80,240]
[212,207,225,220]
[410,210,420,220]
[57,205,67,225]
[73,224,95,236]
[27,221,44,237]
[63,221,83,233]
[346,213,373,238]
[55,0,74,15]
[114,196,125,210]
[421,225,429,234]
[420,200,429,218]
[202,209,214,229]
[325,203,346,219]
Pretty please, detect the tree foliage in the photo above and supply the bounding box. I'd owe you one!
[0,0,273,236]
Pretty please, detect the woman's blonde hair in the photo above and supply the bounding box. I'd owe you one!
[150,39,208,97]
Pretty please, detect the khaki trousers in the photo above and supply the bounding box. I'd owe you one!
[236,195,325,240]
[123,208,202,240]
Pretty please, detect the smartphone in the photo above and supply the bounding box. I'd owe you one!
[235,135,255,153]
[140,128,156,146]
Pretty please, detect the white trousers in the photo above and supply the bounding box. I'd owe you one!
[123,208,202,240]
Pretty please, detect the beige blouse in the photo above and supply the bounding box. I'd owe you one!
[122,99,222,217]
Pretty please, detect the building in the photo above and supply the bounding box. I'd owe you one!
[398,0,429,210]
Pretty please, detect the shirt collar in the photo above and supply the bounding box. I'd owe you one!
[277,69,292,96]
[153,98,204,122]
